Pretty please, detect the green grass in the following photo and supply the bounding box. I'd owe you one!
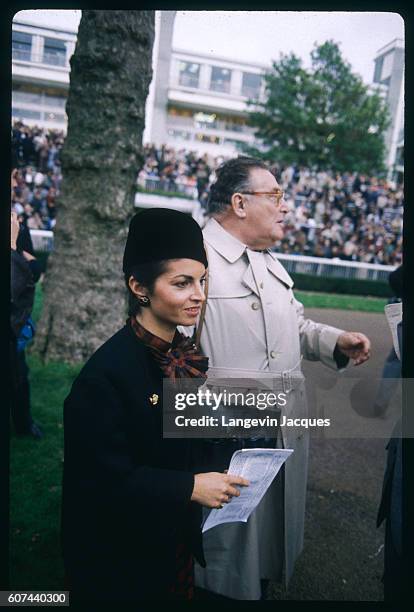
[10,283,80,589]
[10,281,384,589]
[294,290,387,313]
[10,356,80,589]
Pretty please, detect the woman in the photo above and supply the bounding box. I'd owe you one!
[61,208,248,603]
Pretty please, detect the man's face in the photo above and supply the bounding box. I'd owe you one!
[241,168,288,249]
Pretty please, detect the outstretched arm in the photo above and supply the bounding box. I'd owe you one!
[295,296,371,369]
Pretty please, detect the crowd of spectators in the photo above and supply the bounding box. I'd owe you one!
[12,122,403,266]
[11,122,63,231]
[137,146,403,266]
[137,143,215,204]
[274,166,403,266]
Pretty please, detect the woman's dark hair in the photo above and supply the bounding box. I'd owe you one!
[125,260,169,317]
[208,156,270,215]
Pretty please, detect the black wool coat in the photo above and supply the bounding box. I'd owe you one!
[10,249,35,338]
[61,324,205,602]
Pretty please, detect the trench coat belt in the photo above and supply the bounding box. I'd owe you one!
[206,358,304,395]
[280,358,304,394]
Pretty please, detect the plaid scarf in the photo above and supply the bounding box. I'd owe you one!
[129,317,208,380]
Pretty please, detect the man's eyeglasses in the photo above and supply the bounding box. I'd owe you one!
[240,190,285,205]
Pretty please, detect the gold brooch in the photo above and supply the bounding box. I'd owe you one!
[149,393,159,406]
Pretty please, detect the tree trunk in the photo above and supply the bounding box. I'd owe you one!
[35,10,155,363]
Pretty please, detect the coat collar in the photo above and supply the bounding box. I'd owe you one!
[203,218,246,263]
[203,218,294,289]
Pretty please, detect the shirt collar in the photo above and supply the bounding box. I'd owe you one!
[203,218,285,264]
[203,217,247,263]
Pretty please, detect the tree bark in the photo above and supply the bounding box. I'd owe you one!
[35,10,155,363]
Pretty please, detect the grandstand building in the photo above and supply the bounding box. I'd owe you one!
[12,11,267,157]
[143,11,267,156]
[149,49,266,157]
[12,12,404,170]
[12,16,75,130]
[372,38,404,183]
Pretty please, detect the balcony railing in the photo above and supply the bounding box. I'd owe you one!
[43,51,66,67]
[209,80,231,94]
[178,75,200,89]
[12,48,32,62]
[12,48,68,67]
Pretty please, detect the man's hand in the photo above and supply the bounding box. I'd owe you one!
[191,472,249,509]
[336,331,371,366]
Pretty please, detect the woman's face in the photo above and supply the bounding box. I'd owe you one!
[139,259,207,335]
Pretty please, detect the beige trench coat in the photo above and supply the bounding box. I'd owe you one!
[194,219,346,599]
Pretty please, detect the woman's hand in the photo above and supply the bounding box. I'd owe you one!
[191,472,249,509]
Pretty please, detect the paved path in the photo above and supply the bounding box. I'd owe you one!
[270,307,396,601]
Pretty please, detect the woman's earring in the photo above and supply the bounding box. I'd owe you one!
[138,296,150,306]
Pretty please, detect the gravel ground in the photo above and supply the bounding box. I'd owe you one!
[195,308,397,602]
[268,307,394,601]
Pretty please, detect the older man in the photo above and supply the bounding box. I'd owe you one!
[194,157,371,600]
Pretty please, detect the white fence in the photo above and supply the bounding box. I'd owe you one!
[275,253,395,282]
[29,229,54,253]
[134,192,205,226]
[30,228,395,282]
[137,176,197,199]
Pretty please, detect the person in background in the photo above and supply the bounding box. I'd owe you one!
[373,265,403,418]
[10,211,43,439]
[376,265,403,602]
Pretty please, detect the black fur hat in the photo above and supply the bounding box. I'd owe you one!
[123,208,207,273]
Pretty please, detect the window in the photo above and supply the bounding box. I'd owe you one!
[178,61,200,88]
[43,93,66,108]
[373,57,383,83]
[193,111,218,130]
[43,111,66,123]
[12,31,32,61]
[12,107,41,120]
[223,116,247,133]
[210,67,231,93]
[168,129,193,141]
[12,90,42,106]
[43,37,67,66]
[374,52,394,85]
[241,72,262,98]
[167,107,193,127]
[195,133,221,144]
[381,52,394,81]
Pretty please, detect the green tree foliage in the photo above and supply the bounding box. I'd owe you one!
[243,41,390,174]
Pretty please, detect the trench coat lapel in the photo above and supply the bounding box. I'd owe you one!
[265,251,294,288]
[241,264,260,297]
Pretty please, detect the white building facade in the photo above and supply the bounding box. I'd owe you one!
[12,11,267,158]
[12,16,76,131]
[142,10,267,156]
[372,38,404,182]
[148,47,266,157]
[12,12,404,173]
